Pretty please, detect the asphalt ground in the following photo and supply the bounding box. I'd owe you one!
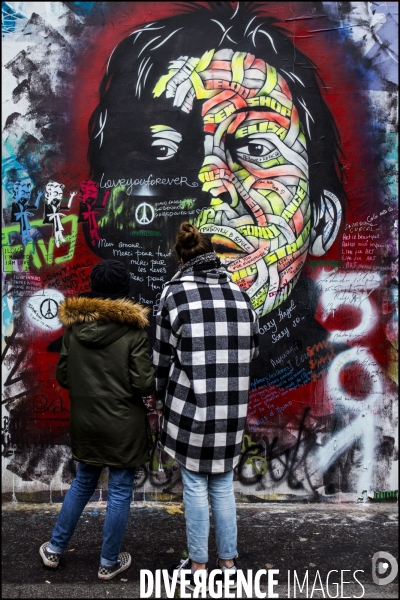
[2,501,398,598]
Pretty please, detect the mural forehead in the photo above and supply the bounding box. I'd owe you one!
[1,1,398,503]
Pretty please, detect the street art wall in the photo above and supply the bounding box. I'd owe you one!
[2,1,398,502]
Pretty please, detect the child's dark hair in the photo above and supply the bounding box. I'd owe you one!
[174,222,214,264]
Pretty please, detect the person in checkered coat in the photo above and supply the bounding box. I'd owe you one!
[153,222,259,586]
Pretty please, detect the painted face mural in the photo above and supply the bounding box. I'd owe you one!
[87,17,344,317]
[153,50,318,315]
[1,2,398,503]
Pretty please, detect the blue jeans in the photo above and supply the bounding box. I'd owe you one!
[180,465,237,564]
[48,462,135,566]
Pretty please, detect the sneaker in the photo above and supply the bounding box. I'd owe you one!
[98,552,132,581]
[168,558,208,592]
[214,557,238,589]
[39,542,61,568]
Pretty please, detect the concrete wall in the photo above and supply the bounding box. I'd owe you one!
[2,1,398,502]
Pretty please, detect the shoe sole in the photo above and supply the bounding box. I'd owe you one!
[98,555,132,580]
[39,544,59,568]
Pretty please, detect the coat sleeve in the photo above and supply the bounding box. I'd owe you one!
[56,329,72,388]
[153,292,177,410]
[129,330,155,397]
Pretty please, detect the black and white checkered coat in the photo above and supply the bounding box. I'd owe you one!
[153,253,259,474]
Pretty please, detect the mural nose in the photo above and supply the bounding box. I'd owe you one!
[198,162,239,210]
[198,163,227,197]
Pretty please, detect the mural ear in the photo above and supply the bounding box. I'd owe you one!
[309,190,342,257]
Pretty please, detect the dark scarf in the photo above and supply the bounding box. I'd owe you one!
[175,252,227,278]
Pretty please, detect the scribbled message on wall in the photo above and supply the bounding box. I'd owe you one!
[2,2,398,502]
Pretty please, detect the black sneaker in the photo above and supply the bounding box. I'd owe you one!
[98,552,132,580]
[214,557,238,589]
[39,542,61,568]
[168,558,208,592]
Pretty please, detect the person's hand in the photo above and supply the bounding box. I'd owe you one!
[156,410,163,418]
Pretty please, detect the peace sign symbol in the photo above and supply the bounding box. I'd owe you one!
[40,298,58,319]
[135,202,154,225]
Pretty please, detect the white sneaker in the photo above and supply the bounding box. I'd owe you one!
[168,558,208,591]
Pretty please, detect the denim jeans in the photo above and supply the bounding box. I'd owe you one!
[180,465,237,564]
[48,462,135,566]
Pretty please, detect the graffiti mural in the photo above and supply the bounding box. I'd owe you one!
[2,1,398,502]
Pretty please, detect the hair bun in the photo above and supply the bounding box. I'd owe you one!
[176,222,200,249]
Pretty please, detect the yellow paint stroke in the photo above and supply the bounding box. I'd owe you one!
[165,505,184,515]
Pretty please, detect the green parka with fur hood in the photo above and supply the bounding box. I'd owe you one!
[56,296,155,468]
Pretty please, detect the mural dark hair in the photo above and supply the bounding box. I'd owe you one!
[173,221,214,264]
[88,1,347,228]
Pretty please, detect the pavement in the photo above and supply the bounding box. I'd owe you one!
[2,500,398,599]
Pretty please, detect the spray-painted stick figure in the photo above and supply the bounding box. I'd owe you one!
[42,181,77,247]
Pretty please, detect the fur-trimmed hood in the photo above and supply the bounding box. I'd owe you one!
[59,296,150,328]
[58,296,150,349]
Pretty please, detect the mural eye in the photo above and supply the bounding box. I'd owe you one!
[248,143,266,156]
[236,139,275,160]
[151,139,179,160]
[150,125,182,161]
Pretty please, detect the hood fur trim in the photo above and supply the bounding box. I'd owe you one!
[58,296,150,329]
